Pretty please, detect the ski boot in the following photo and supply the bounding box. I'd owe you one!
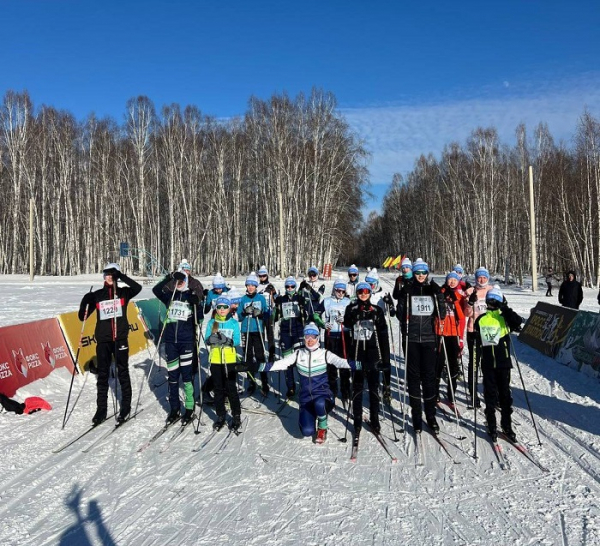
[316,428,327,444]
[181,408,194,426]
[426,416,440,435]
[502,426,517,443]
[487,424,498,443]
[231,414,242,432]
[247,381,257,395]
[116,406,130,425]
[370,418,381,434]
[213,415,227,431]
[166,408,180,425]
[92,407,107,426]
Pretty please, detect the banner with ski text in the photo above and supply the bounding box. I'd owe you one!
[58,304,150,373]
[555,310,600,378]
[0,318,74,398]
[519,302,578,357]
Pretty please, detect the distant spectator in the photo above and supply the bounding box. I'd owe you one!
[545,267,555,297]
[558,271,583,309]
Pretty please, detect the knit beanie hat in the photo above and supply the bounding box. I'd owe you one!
[284,276,297,288]
[308,266,319,276]
[453,264,464,275]
[245,272,259,287]
[333,277,347,291]
[365,268,379,284]
[486,285,503,305]
[446,271,460,282]
[356,281,372,293]
[212,273,226,289]
[412,258,429,273]
[303,322,320,336]
[401,257,412,269]
[178,259,192,272]
[258,265,268,276]
[348,264,359,275]
[215,296,231,307]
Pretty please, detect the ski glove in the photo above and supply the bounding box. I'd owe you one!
[207,332,231,347]
[348,360,362,371]
[173,271,186,282]
[375,359,391,372]
[188,293,200,305]
[251,307,262,318]
[243,305,254,317]
[468,291,478,305]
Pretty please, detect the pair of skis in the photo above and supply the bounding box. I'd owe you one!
[350,422,398,463]
[192,415,248,453]
[490,432,548,472]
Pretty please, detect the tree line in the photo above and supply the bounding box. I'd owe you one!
[354,114,600,287]
[0,89,367,277]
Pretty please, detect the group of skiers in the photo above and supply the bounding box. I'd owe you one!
[79,258,527,445]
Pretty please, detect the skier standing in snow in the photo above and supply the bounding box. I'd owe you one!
[205,296,242,431]
[545,267,555,297]
[299,266,325,317]
[464,267,493,407]
[321,277,352,402]
[365,268,395,404]
[435,271,470,406]
[243,323,357,443]
[203,273,229,316]
[396,258,446,433]
[237,272,269,396]
[152,270,203,424]
[345,264,360,300]
[256,265,278,363]
[392,257,413,300]
[273,277,312,397]
[473,286,523,441]
[452,264,471,291]
[344,281,391,435]
[78,263,142,425]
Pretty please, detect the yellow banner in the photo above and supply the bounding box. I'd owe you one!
[58,303,149,373]
[391,255,402,267]
[382,257,392,268]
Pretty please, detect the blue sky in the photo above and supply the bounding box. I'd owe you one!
[2,1,600,213]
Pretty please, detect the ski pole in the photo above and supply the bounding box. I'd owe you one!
[134,287,176,415]
[510,339,542,446]
[400,293,409,434]
[374,325,398,442]
[62,285,93,429]
[473,341,479,459]
[112,283,120,421]
[193,305,205,429]
[386,305,404,425]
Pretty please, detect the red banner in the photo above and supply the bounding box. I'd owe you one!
[0,318,75,398]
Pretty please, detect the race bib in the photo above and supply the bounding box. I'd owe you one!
[412,296,434,316]
[99,299,123,321]
[219,328,234,341]
[480,324,501,346]
[168,300,191,321]
[474,300,488,315]
[282,302,299,319]
[353,320,374,341]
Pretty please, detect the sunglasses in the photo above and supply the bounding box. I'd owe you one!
[304,334,318,340]
[285,285,295,289]
[216,304,230,310]
[259,274,267,278]
[357,288,371,295]
[334,288,345,292]
[308,273,317,277]
[413,270,427,275]
[349,273,358,277]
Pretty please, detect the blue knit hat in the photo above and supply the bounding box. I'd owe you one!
[284,276,297,288]
[453,264,464,275]
[227,288,242,305]
[308,266,319,276]
[356,281,372,293]
[475,267,490,280]
[365,268,379,284]
[401,257,412,269]
[258,265,268,276]
[446,271,460,282]
[333,277,347,291]
[215,296,231,307]
[348,264,359,275]
[486,286,503,305]
[303,322,320,336]
[412,258,429,274]
[212,273,226,289]
[245,272,259,287]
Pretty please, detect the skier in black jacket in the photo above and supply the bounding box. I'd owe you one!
[558,271,583,309]
[78,263,142,425]
[344,281,391,435]
[396,258,446,434]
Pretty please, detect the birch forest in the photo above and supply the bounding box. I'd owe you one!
[2,88,599,286]
[0,89,366,277]
[355,114,600,287]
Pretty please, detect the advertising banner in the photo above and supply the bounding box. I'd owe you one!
[0,318,74,398]
[519,302,578,357]
[134,298,167,342]
[556,311,600,378]
[58,303,150,373]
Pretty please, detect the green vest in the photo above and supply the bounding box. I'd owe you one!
[478,310,509,347]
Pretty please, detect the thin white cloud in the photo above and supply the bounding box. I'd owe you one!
[341,72,600,194]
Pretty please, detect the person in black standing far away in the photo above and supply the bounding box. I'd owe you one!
[558,270,584,309]
[78,263,142,425]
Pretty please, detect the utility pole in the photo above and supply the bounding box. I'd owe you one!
[29,198,34,281]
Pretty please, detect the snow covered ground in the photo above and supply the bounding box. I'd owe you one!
[1,271,599,546]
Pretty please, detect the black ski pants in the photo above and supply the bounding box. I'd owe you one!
[243,331,268,389]
[96,340,131,412]
[325,332,351,396]
[406,341,437,430]
[210,363,241,418]
[352,365,380,429]
[482,365,513,432]
[466,331,481,403]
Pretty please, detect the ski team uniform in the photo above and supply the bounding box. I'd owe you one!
[78,273,142,418]
[344,297,391,432]
[205,315,242,420]
[152,276,203,416]
[473,304,522,436]
[266,346,354,436]
[396,279,446,432]
[322,293,352,398]
[237,291,269,390]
